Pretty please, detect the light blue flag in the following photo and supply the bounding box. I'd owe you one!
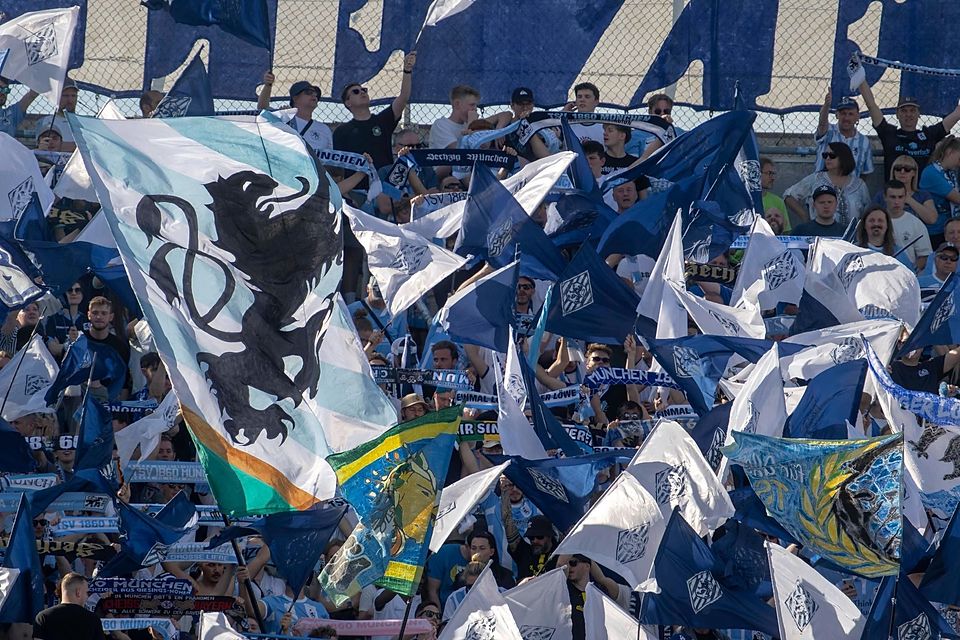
[69,112,345,515]
[438,260,517,353]
[152,49,215,118]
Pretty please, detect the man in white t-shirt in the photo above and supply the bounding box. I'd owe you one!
[884,179,932,271]
[429,84,481,150]
[562,81,604,143]
[256,72,332,155]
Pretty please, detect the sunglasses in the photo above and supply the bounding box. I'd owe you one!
[893,166,916,173]
[621,413,641,420]
[528,534,548,541]
[590,356,610,363]
[408,142,427,149]
[821,152,837,160]
[67,287,82,293]
[350,87,369,96]
[441,182,462,190]
[652,108,671,115]
[517,283,534,290]
[567,559,581,567]
[421,610,440,619]
[938,253,959,262]
[34,519,48,527]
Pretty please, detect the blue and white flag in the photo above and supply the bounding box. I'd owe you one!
[733,83,766,215]
[585,583,655,639]
[495,330,548,459]
[438,563,524,640]
[670,280,764,338]
[782,360,866,440]
[44,335,127,404]
[518,352,584,457]
[731,217,804,310]
[504,568,576,640]
[152,49,215,118]
[438,260,516,353]
[71,112,344,514]
[0,7,79,103]
[55,102,127,202]
[861,575,959,640]
[637,210,687,340]
[898,272,959,356]
[0,49,8,76]
[781,319,902,384]
[115,390,180,469]
[0,233,45,314]
[0,132,55,221]
[163,0,272,50]
[0,495,44,623]
[544,243,640,344]
[595,185,675,259]
[345,203,467,316]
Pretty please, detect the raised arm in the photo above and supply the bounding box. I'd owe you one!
[257,71,274,111]
[816,87,832,138]
[941,100,960,132]
[392,52,417,120]
[858,80,884,128]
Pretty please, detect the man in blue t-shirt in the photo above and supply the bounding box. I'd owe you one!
[0,76,38,138]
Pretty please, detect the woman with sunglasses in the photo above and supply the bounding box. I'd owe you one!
[784,141,870,227]
[919,135,960,248]
[45,282,88,358]
[873,155,936,225]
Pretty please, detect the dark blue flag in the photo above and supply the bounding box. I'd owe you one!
[21,239,119,300]
[75,393,115,472]
[544,243,640,344]
[152,49,215,118]
[456,164,566,280]
[639,509,779,636]
[728,487,796,545]
[0,233,45,315]
[733,82,765,215]
[920,505,960,605]
[14,193,54,244]
[689,401,732,471]
[0,418,35,473]
[518,354,583,458]
[595,186,677,258]
[548,191,618,249]
[91,263,141,318]
[682,199,751,263]
[711,519,770,596]
[164,0,272,50]
[782,360,867,440]
[44,335,128,404]
[437,260,516,353]
[898,273,959,357]
[208,502,347,597]
[28,467,117,517]
[901,516,934,577]
[560,116,597,194]
[862,575,960,639]
[98,491,198,577]
[489,451,632,534]
[0,495,45,623]
[0,49,8,77]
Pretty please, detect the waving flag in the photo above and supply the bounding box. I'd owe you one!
[517,353,583,457]
[152,49,215,118]
[496,332,548,459]
[0,496,44,623]
[729,487,797,544]
[638,510,779,636]
[861,575,959,640]
[595,183,675,258]
[421,0,477,29]
[790,257,866,334]
[503,568,573,640]
[585,583,654,639]
[723,431,902,578]
[683,199,752,263]
[71,112,343,516]
[898,272,960,356]
[637,211,687,340]
[115,390,180,469]
[731,217,804,310]
[160,0,272,50]
[44,335,127,404]
[345,204,467,316]
[919,506,960,606]
[318,407,461,605]
[430,461,511,553]
[0,568,20,623]
[766,541,864,639]
[438,260,516,353]
[627,420,734,535]
[0,419,35,473]
[198,612,247,640]
[733,83,765,214]
[781,318,901,383]
[554,471,665,591]
[670,280,765,338]
[0,7,79,103]
[0,334,57,422]
[782,360,867,440]
[0,132,55,221]
[0,49,7,75]
[544,243,641,344]
[209,502,347,597]
[75,393,115,472]
[55,101,127,202]
[438,562,523,640]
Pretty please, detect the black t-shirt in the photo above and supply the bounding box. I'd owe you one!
[512,538,558,580]
[34,603,106,640]
[333,107,400,169]
[874,120,947,179]
[85,330,131,366]
[567,579,587,640]
[891,355,947,395]
[601,153,639,175]
[793,219,846,238]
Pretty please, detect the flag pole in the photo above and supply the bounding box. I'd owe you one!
[220,512,269,633]
[396,594,415,639]
[0,320,41,417]
[72,351,98,429]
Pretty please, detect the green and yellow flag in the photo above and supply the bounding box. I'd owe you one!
[318,406,462,603]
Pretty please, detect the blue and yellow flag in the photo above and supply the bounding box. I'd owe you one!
[723,431,902,578]
[318,406,461,604]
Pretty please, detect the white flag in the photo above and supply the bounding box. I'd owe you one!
[553,471,665,591]
[637,212,686,339]
[0,8,79,103]
[55,99,127,202]
[495,329,548,459]
[345,203,467,317]
[115,390,180,469]
[584,583,657,640]
[438,563,524,640]
[627,420,734,535]
[767,542,864,640]
[732,217,804,310]
[0,567,20,612]
[421,0,477,28]
[0,132,55,221]
[198,612,247,640]
[72,211,119,251]
[430,461,511,553]
[782,319,901,382]
[310,294,399,452]
[503,568,573,640]
[0,334,58,422]
[848,52,866,93]
[670,280,765,338]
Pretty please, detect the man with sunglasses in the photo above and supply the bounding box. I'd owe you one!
[258,73,332,155]
[562,553,625,640]
[508,515,558,580]
[0,75,38,138]
[334,51,418,171]
[626,92,684,159]
[814,92,873,177]
[919,242,958,303]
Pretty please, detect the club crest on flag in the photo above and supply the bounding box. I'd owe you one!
[141,541,171,566]
[737,159,762,193]
[859,303,896,321]
[708,309,741,336]
[23,374,46,396]
[616,523,650,564]
[648,176,675,193]
[487,219,513,258]
[830,337,863,365]
[388,244,428,275]
[504,372,525,405]
[24,20,58,65]
[0,245,41,307]
[743,401,759,434]
[465,610,498,640]
[8,176,33,217]
[707,427,725,468]
[931,295,955,333]
[898,612,932,640]
[762,251,798,290]
[836,253,865,290]
[559,270,593,316]
[527,468,569,503]
[153,96,192,118]
[518,625,555,640]
[672,346,703,378]
[654,464,687,505]
[686,570,723,613]
[784,581,819,632]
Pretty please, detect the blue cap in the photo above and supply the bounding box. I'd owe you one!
[289,81,320,106]
[835,97,858,112]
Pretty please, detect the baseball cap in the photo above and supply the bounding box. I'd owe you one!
[36,126,62,140]
[525,515,554,539]
[812,184,838,200]
[289,80,320,106]
[936,241,959,254]
[511,87,534,104]
[835,96,859,112]
[62,79,78,92]
[897,96,920,109]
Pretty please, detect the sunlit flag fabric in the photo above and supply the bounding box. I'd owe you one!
[420,0,477,29]
[638,510,779,636]
[438,562,523,640]
[636,210,686,340]
[919,505,960,606]
[729,487,797,544]
[98,491,199,577]
[723,431,902,578]
[318,407,461,606]
[861,574,960,640]
[495,332,548,459]
[55,100,126,202]
[429,461,511,553]
[208,502,347,598]
[0,132,55,221]
[782,360,867,440]
[71,112,344,516]
[766,541,865,639]
[790,250,867,334]
[898,272,960,356]
[503,568,573,640]
[44,335,127,404]
[197,612,247,640]
[731,217,804,310]
[670,280,765,338]
[345,203,467,316]
[781,318,901,384]
[152,50,215,118]
[627,420,734,536]
[0,334,58,422]
[544,242,641,344]
[437,260,516,353]
[115,390,180,469]
[0,495,45,623]
[584,583,656,640]
[517,351,583,457]
[553,471,665,591]
[0,7,79,103]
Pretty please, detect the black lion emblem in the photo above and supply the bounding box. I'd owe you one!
[135,170,341,445]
